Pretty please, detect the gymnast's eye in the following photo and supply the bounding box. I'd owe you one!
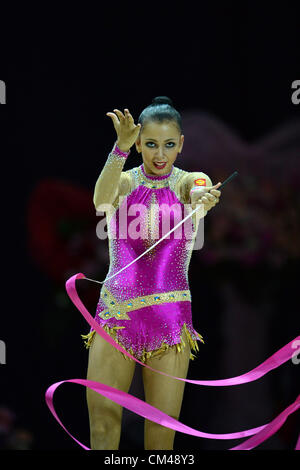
[145,142,176,148]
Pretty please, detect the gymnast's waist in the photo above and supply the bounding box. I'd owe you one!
[98,285,191,320]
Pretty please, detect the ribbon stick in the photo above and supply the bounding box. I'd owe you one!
[45,273,300,450]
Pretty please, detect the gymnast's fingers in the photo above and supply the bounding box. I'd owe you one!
[210,189,221,197]
[205,193,216,202]
[113,108,125,120]
[124,109,134,123]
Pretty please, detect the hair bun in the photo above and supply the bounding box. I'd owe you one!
[151,96,174,107]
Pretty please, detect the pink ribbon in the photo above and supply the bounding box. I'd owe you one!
[45,273,300,450]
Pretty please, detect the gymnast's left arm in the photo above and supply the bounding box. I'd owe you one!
[183,172,222,215]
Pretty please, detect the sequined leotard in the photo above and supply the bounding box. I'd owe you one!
[82,144,205,362]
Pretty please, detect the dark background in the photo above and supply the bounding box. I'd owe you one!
[0,2,299,451]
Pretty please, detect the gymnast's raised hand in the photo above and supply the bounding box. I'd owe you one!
[106,108,141,153]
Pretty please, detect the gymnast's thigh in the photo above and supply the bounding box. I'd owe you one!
[86,331,136,417]
[142,328,191,420]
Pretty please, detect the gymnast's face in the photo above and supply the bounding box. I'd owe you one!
[135,121,184,176]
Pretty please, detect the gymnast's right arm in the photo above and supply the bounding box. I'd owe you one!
[93,108,141,210]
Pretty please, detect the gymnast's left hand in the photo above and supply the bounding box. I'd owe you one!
[190,182,222,212]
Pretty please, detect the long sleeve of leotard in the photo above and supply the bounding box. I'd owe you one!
[93,142,132,211]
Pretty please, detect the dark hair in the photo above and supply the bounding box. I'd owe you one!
[138,96,183,134]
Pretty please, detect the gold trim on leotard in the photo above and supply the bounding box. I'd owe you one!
[98,285,192,321]
[81,322,204,362]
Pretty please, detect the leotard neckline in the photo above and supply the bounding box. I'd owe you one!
[140,163,174,181]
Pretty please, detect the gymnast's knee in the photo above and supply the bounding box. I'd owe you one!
[89,408,122,435]
[144,418,176,450]
[89,410,122,450]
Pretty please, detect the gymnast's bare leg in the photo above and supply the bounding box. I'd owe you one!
[142,327,191,450]
[86,332,136,450]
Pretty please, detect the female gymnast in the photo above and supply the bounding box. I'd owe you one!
[81,96,222,450]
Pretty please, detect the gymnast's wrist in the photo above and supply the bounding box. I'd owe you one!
[190,186,203,194]
[112,141,131,158]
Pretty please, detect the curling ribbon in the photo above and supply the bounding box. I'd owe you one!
[45,273,300,450]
